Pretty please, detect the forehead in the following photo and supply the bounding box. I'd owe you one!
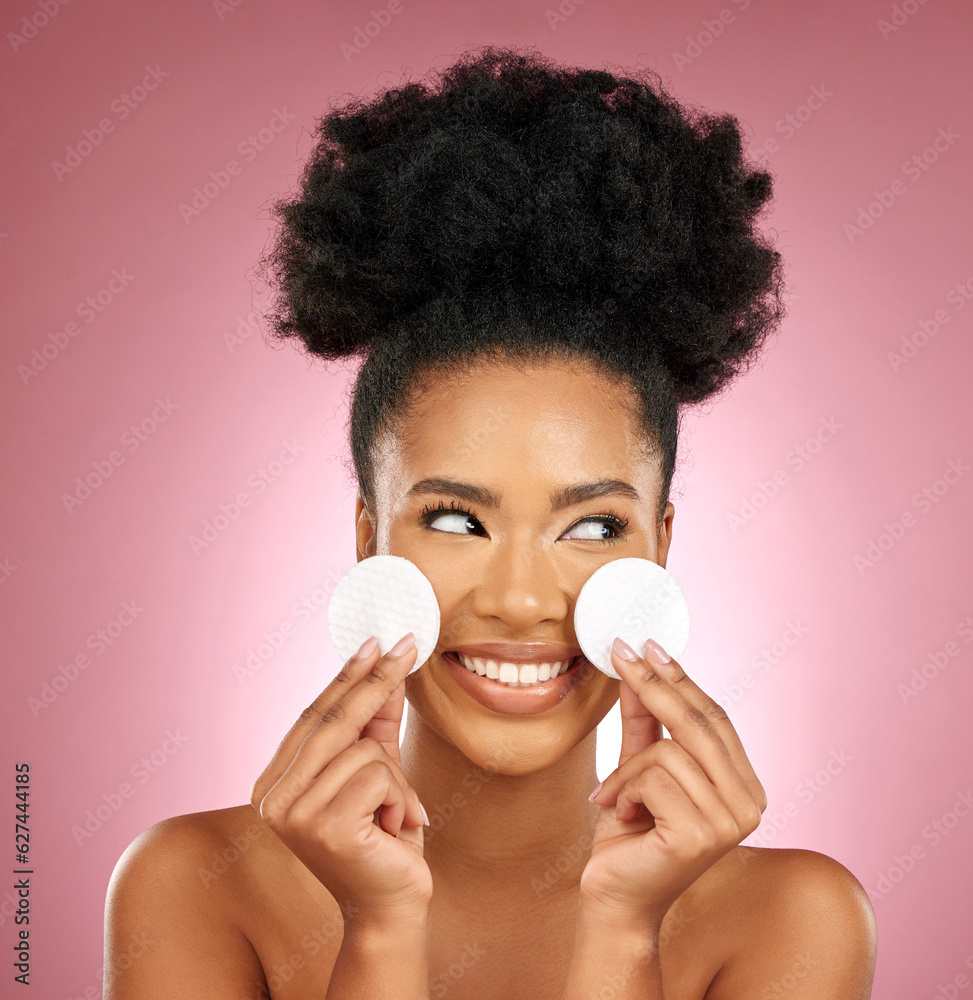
[373,357,658,505]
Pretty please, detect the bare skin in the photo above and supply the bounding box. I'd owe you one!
[104,356,877,998]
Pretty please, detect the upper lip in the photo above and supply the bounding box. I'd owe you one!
[445,642,581,664]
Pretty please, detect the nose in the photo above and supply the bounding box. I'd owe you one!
[469,539,570,629]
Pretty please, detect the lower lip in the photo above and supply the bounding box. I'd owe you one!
[441,651,591,715]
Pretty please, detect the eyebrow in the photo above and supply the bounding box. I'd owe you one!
[406,477,641,511]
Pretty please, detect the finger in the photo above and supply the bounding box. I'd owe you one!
[613,756,701,832]
[609,648,765,823]
[323,738,426,830]
[637,642,767,814]
[613,764,742,872]
[261,640,418,808]
[331,763,409,840]
[359,665,408,767]
[284,749,414,839]
[616,652,663,769]
[251,638,382,806]
[286,737,424,826]
[292,760,409,839]
[602,740,748,844]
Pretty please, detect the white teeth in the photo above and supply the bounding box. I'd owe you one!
[518,663,538,684]
[456,654,574,687]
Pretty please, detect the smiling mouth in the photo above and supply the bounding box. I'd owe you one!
[444,651,582,688]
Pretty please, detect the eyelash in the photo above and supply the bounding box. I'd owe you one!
[417,499,631,543]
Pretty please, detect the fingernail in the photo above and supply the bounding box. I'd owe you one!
[588,781,603,802]
[389,631,416,657]
[612,637,638,661]
[419,801,430,826]
[643,638,671,665]
[355,636,378,658]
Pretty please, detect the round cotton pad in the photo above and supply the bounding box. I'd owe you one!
[327,555,440,674]
[574,558,690,680]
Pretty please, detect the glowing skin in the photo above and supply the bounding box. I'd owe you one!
[104,352,875,999]
[354,354,674,936]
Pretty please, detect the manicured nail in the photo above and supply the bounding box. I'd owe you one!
[419,801,430,826]
[643,638,671,665]
[355,636,378,658]
[388,631,416,657]
[588,781,603,802]
[612,637,638,661]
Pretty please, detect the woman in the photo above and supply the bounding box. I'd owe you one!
[105,44,876,998]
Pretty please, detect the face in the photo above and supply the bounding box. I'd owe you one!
[354,355,674,773]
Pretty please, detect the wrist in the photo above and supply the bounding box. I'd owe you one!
[343,902,432,941]
[577,892,667,942]
[564,900,664,1000]
[330,903,432,1000]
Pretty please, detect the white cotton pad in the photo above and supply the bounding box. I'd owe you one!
[327,555,440,674]
[574,558,690,680]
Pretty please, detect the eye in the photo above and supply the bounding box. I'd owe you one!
[429,512,478,534]
[417,501,630,542]
[561,512,630,543]
[419,500,484,536]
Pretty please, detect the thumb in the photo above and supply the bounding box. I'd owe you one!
[359,677,406,766]
[616,664,662,770]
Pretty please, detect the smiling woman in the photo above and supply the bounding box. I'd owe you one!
[103,42,876,1000]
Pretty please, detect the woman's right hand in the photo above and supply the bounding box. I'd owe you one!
[250,632,432,927]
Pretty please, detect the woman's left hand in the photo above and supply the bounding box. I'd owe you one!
[580,637,768,928]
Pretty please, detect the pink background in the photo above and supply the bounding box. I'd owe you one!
[2,0,971,995]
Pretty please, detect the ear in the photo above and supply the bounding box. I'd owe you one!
[354,493,377,562]
[657,500,675,569]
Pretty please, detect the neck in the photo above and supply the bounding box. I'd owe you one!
[399,711,601,907]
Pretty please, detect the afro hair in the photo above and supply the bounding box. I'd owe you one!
[255,43,787,520]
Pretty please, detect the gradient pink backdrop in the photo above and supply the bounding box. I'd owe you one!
[2,0,971,996]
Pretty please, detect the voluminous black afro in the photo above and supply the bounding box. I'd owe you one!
[255,43,787,521]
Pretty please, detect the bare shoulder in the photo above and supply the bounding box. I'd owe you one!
[696,845,877,999]
[710,843,875,899]
[104,805,289,999]
[109,805,269,902]
[137,804,272,874]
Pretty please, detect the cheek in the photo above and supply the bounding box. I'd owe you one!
[402,671,427,710]
[403,555,469,616]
